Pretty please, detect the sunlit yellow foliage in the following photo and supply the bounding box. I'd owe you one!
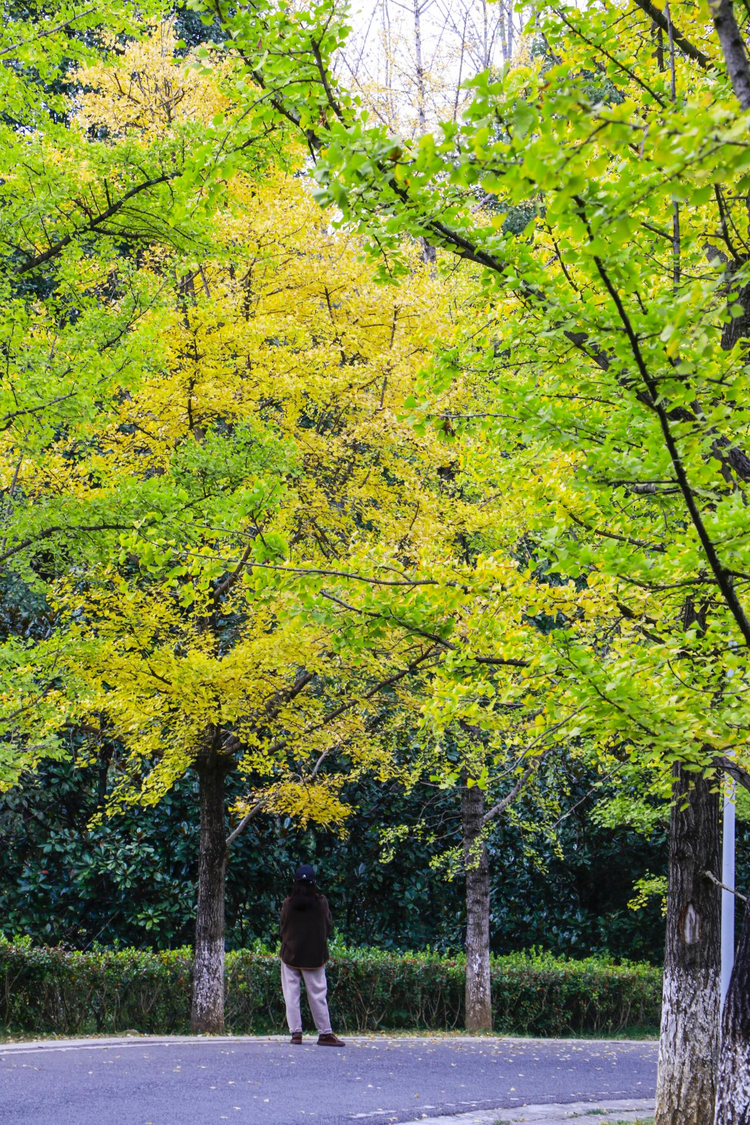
[241,777,353,833]
[0,22,590,843]
[76,21,232,138]
[28,25,472,826]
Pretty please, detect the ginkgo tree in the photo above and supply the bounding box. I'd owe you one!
[0,0,666,1063]
[4,3,730,1085]
[0,10,535,1038]
[286,342,602,1031]
[54,190,465,1033]
[1,20,496,1033]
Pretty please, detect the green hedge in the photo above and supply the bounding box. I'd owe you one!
[0,937,661,1038]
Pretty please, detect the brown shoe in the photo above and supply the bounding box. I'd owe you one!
[317,1033,345,1047]
[291,1032,302,1045]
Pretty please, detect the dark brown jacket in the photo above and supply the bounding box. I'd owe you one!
[280,894,333,968]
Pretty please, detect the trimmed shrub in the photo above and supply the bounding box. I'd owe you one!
[0,937,661,1038]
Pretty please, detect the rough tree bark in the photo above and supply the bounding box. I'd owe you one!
[711,0,750,111]
[655,764,721,1125]
[715,896,750,1123]
[462,777,492,1032]
[191,739,232,1034]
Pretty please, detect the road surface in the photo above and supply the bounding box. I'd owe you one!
[0,1035,657,1125]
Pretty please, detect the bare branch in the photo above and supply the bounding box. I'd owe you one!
[226,798,265,847]
[482,758,538,824]
[704,868,747,901]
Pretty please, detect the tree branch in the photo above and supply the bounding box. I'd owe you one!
[226,798,266,847]
[249,560,454,587]
[224,647,441,846]
[319,591,529,668]
[0,7,96,58]
[552,4,667,106]
[704,868,748,901]
[593,253,750,648]
[483,710,585,825]
[0,522,133,566]
[716,753,750,794]
[213,543,254,602]
[15,173,178,276]
[482,758,539,824]
[631,0,712,70]
[0,392,77,432]
[564,506,665,552]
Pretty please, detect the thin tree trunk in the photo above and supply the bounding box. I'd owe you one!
[413,0,426,135]
[462,777,492,1032]
[655,764,721,1125]
[191,746,230,1034]
[411,0,436,266]
[715,897,750,1123]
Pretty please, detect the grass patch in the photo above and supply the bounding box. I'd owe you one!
[599,1119,654,1125]
[570,1114,653,1125]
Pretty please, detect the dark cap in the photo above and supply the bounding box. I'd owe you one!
[295,864,316,883]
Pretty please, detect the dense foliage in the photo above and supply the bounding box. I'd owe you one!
[0,753,678,962]
[0,937,662,1038]
[2,6,750,1114]
[187,0,750,829]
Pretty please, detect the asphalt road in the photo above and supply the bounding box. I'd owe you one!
[0,1036,657,1125]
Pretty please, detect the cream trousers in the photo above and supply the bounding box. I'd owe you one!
[280,961,332,1035]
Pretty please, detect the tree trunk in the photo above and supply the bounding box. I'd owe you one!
[412,0,426,135]
[191,748,230,1034]
[462,778,492,1032]
[655,764,721,1125]
[715,898,750,1124]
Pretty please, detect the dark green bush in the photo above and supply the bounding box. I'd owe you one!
[0,754,672,964]
[0,937,661,1038]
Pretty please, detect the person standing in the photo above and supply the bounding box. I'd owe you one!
[280,864,345,1046]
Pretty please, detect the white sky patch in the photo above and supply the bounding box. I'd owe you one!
[338,0,527,136]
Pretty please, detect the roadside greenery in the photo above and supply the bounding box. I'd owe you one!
[0,755,673,962]
[0,937,661,1038]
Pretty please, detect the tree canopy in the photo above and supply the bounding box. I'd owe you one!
[3,0,750,1116]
